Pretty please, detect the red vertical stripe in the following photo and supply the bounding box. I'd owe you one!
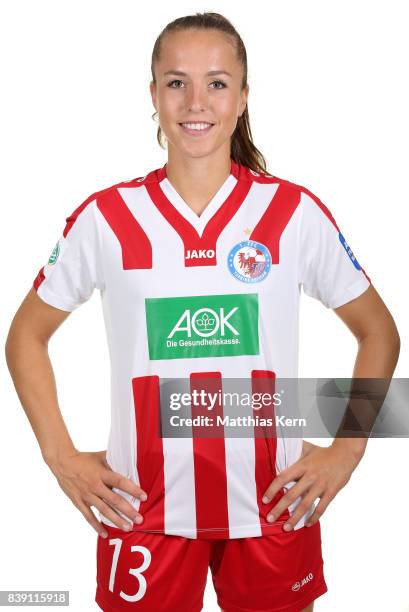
[190,372,229,539]
[250,184,301,264]
[251,370,290,534]
[97,189,152,269]
[131,375,165,532]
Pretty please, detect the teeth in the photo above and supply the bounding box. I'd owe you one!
[181,122,213,130]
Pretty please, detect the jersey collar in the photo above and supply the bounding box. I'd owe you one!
[144,158,253,266]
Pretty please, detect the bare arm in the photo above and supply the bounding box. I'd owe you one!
[5,288,76,464]
[262,284,401,529]
[5,287,147,537]
[331,283,401,458]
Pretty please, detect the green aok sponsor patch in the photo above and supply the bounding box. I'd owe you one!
[145,293,259,360]
[48,241,60,265]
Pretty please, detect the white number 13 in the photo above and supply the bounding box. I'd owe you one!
[108,538,152,602]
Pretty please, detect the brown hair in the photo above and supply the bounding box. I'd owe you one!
[150,11,269,174]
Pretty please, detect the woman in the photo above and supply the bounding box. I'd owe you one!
[5,11,400,612]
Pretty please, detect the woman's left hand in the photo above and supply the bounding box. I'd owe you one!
[262,440,364,530]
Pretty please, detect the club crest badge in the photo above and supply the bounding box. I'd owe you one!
[228,240,271,283]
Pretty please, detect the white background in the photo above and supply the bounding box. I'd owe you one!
[1,1,408,610]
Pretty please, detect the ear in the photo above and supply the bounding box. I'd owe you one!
[239,83,249,117]
[150,81,157,111]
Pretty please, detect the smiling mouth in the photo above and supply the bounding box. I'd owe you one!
[178,122,215,134]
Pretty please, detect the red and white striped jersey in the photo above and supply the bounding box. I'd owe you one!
[33,159,371,539]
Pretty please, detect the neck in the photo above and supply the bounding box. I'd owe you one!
[165,148,232,217]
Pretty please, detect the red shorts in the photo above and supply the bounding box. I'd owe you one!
[95,521,328,612]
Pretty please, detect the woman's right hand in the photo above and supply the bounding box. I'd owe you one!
[47,449,147,538]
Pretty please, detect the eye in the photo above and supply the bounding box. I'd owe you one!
[167,79,184,88]
[166,79,227,89]
[210,80,227,89]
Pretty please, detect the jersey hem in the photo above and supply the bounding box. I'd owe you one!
[325,276,371,309]
[34,283,78,312]
[100,518,306,540]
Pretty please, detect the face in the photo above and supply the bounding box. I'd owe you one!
[150,29,249,160]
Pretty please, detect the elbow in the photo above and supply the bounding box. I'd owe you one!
[4,321,30,368]
[393,329,401,359]
[390,331,401,371]
[4,327,14,364]
[358,323,401,363]
[4,325,18,370]
[359,316,401,350]
[386,319,401,355]
[366,326,401,367]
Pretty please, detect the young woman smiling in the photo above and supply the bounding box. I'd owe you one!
[5,11,400,612]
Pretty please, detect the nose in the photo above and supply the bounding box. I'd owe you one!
[186,83,207,112]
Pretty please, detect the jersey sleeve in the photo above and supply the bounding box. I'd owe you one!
[33,197,104,312]
[297,190,371,309]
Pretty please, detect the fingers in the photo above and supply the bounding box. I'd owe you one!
[267,485,331,531]
[262,465,303,504]
[75,500,109,538]
[98,471,148,530]
[87,494,141,532]
[56,451,149,537]
[265,483,303,524]
[262,444,344,532]
[304,494,332,527]
[278,487,322,531]
[99,487,144,527]
[103,470,148,503]
[265,477,315,524]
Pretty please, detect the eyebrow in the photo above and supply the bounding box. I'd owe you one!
[163,70,233,77]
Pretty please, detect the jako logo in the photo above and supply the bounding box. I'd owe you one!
[186,249,215,260]
[292,572,314,592]
[168,307,239,338]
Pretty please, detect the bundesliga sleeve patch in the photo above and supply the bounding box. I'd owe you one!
[145,293,259,360]
[47,241,60,265]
